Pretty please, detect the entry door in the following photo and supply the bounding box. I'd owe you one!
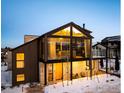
[54,63,62,81]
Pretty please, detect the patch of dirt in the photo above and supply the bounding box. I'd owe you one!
[25,86,44,93]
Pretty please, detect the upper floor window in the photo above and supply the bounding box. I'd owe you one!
[72,27,87,37]
[52,27,70,36]
[72,38,85,58]
[48,38,70,60]
[16,53,24,68]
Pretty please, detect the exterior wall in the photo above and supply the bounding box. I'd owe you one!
[12,39,39,86]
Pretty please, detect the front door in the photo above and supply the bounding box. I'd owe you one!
[54,63,62,81]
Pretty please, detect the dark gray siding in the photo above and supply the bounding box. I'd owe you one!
[12,39,39,86]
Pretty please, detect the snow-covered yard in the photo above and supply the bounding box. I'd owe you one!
[100,59,120,75]
[1,64,12,88]
[1,71,12,87]
[44,74,120,93]
[1,74,120,93]
[1,84,29,93]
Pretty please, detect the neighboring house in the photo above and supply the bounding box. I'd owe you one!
[11,22,105,86]
[101,35,121,74]
[101,35,120,59]
[92,42,106,58]
[1,47,12,70]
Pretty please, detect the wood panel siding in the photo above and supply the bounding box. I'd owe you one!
[12,39,39,86]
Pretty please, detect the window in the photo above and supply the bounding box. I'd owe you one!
[72,38,85,58]
[48,38,70,60]
[16,74,25,82]
[16,61,24,68]
[16,53,24,68]
[72,27,87,37]
[52,27,70,36]
[16,53,24,60]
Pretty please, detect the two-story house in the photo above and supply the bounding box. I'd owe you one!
[12,22,104,86]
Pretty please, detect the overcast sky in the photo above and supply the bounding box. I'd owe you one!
[1,0,120,48]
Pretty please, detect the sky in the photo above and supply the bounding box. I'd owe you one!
[1,0,120,48]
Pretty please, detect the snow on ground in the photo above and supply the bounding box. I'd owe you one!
[44,74,120,93]
[1,74,120,93]
[1,65,8,71]
[1,84,29,93]
[1,65,12,87]
[101,59,120,75]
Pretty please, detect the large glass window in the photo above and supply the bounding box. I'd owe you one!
[72,27,87,37]
[72,38,85,58]
[48,38,70,60]
[16,53,24,68]
[39,63,44,85]
[47,62,70,84]
[72,61,89,79]
[52,27,70,36]
[47,64,53,82]
[16,74,25,82]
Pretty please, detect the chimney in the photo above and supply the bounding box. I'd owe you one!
[83,24,85,29]
[24,35,38,43]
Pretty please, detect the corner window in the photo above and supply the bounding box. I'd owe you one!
[16,74,25,82]
[16,53,24,68]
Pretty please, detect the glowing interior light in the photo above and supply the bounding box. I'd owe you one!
[73,27,80,33]
[16,53,24,60]
[16,74,25,82]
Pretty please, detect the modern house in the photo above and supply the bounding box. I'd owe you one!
[12,22,105,86]
[92,42,106,58]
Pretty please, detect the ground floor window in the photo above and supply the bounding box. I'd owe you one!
[40,60,105,85]
[46,62,70,84]
[72,61,89,79]
[16,74,25,82]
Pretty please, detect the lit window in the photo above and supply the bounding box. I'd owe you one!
[16,53,24,68]
[16,53,24,60]
[16,61,24,68]
[16,74,25,82]
[52,27,70,36]
[72,27,87,37]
